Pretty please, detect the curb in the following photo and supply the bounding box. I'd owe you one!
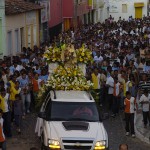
[135,113,150,144]
[135,125,150,144]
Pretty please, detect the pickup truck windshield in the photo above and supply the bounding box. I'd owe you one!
[46,101,101,122]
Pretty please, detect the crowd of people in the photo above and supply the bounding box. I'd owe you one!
[0,15,149,149]
[57,15,150,137]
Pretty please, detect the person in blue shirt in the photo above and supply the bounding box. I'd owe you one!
[143,61,150,73]
[19,73,31,115]
[21,55,29,64]
[34,65,41,75]
[39,69,48,83]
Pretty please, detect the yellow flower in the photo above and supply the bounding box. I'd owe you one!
[80,58,83,62]
[52,58,56,61]
[81,52,85,56]
[74,71,77,76]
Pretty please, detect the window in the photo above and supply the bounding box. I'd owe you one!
[27,26,31,48]
[7,31,12,55]
[122,4,127,13]
[15,29,19,53]
[46,102,101,122]
[33,25,37,46]
[20,27,24,50]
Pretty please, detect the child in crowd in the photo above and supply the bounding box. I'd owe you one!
[0,109,6,150]
[14,94,23,134]
[139,89,150,128]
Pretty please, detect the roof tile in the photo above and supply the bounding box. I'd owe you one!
[5,0,44,15]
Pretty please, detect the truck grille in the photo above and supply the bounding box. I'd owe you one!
[62,139,93,150]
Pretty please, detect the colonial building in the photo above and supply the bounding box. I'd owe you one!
[105,0,148,21]
[88,0,105,23]
[62,0,89,31]
[49,0,62,41]
[5,0,43,56]
[62,0,105,31]
[0,0,6,58]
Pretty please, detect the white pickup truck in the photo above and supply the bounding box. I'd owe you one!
[35,90,109,150]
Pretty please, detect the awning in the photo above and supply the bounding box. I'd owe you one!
[134,2,144,7]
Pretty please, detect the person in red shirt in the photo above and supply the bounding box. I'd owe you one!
[32,73,42,101]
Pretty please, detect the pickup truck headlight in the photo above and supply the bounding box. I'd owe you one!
[94,141,106,150]
[48,139,61,149]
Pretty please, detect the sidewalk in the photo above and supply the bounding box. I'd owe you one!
[135,112,150,144]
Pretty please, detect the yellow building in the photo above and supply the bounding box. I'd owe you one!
[5,0,43,56]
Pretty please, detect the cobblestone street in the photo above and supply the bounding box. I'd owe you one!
[7,114,40,150]
[6,112,150,150]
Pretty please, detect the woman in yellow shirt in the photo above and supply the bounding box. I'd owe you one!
[9,81,21,102]
[9,81,21,122]
[0,88,12,137]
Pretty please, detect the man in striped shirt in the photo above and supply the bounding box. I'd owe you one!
[124,91,137,138]
[138,74,150,95]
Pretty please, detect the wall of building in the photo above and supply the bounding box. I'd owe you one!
[5,10,40,56]
[108,0,148,21]
[92,0,105,23]
[5,13,25,56]
[0,0,6,58]
[62,0,74,18]
[148,0,150,16]
[49,0,62,28]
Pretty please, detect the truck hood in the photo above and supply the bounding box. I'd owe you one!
[47,121,106,140]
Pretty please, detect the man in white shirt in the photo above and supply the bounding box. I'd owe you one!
[139,89,150,128]
[106,72,114,110]
[112,77,121,117]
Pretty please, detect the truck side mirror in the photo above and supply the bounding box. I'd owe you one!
[38,112,46,119]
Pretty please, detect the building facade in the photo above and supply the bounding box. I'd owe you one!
[88,0,105,23]
[106,0,148,21]
[0,0,6,58]
[62,0,90,31]
[148,0,150,16]
[62,0,105,31]
[49,0,62,41]
[5,0,42,56]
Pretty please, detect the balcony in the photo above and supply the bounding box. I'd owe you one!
[93,0,104,9]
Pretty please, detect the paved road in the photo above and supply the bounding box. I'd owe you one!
[104,112,150,150]
[6,112,150,150]
[7,113,40,150]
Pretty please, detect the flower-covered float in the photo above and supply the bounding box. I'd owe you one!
[36,43,93,109]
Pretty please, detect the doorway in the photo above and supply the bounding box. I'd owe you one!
[135,7,142,18]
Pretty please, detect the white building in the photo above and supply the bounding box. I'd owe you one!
[92,0,105,23]
[103,0,148,21]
